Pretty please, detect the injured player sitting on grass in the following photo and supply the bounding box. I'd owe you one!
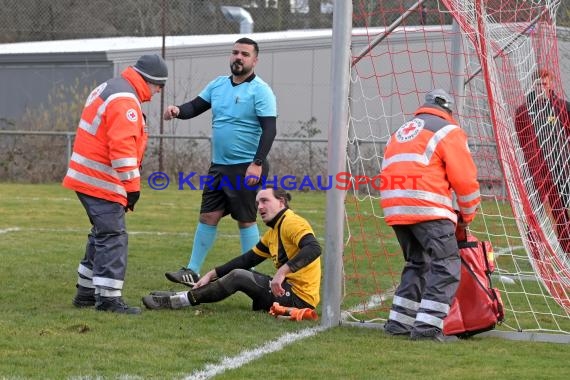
[142,186,322,312]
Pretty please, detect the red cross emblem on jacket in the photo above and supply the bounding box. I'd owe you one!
[396,119,424,142]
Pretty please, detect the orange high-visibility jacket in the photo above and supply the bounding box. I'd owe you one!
[62,67,152,206]
[380,106,480,225]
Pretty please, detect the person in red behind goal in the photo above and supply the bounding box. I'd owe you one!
[380,89,480,342]
[514,68,570,253]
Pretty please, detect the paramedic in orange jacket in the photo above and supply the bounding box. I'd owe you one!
[63,54,168,314]
[380,89,480,342]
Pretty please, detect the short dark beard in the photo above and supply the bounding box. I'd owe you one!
[231,62,244,76]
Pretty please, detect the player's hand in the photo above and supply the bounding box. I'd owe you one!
[163,105,179,120]
[270,272,286,297]
[245,163,262,186]
[193,270,217,289]
[270,265,291,297]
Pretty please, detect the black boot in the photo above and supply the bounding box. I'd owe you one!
[410,329,459,343]
[95,296,141,315]
[72,285,96,308]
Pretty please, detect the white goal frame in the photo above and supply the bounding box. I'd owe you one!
[322,0,570,344]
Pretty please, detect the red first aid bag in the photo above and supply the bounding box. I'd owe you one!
[443,234,505,337]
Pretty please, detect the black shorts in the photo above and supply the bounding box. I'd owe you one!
[200,162,269,222]
[246,270,314,311]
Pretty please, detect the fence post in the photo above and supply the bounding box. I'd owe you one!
[66,132,73,163]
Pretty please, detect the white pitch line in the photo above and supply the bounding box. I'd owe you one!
[185,325,327,380]
[0,227,21,234]
[0,227,242,238]
[494,245,525,256]
[345,287,396,314]
[2,226,325,244]
[5,196,76,202]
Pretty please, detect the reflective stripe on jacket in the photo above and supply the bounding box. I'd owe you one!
[380,106,480,225]
[62,67,151,205]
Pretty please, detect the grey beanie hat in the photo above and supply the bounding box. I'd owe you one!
[133,54,168,86]
[425,88,454,112]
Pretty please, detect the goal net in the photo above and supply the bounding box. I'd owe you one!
[341,0,570,338]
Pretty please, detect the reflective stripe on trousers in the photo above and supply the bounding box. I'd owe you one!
[76,192,128,297]
[388,219,460,335]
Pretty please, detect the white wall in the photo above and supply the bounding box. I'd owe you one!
[1,28,569,140]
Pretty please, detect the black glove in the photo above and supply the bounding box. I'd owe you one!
[125,191,140,212]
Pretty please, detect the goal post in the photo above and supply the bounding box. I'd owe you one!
[323,0,570,342]
[322,0,352,328]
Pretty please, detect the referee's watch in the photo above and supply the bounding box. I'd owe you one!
[253,158,263,166]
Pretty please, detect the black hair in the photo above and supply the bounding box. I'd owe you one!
[260,184,292,207]
[235,37,259,56]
